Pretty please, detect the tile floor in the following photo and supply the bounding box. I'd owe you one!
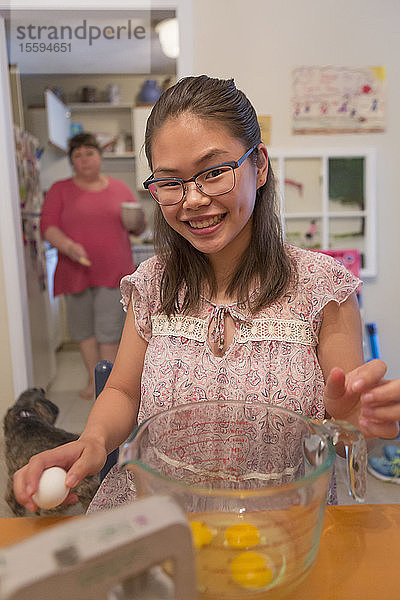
[1,347,400,518]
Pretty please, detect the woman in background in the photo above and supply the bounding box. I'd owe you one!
[40,132,146,399]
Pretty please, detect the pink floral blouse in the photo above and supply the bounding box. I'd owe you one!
[87,245,360,513]
[123,244,360,424]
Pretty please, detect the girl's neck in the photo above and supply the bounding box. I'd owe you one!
[208,251,242,305]
[208,217,252,291]
[73,174,108,191]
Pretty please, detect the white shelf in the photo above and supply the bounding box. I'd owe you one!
[69,103,134,111]
[103,152,135,159]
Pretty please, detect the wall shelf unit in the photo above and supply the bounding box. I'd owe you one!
[69,102,135,156]
[69,101,137,190]
[269,147,377,278]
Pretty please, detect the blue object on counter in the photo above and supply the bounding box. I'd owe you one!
[383,446,400,461]
[368,456,400,482]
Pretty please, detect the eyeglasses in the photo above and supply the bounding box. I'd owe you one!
[143,145,258,206]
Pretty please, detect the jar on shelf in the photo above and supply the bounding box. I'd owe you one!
[115,135,126,155]
[108,84,120,105]
[138,80,162,104]
[124,133,133,153]
[81,87,96,103]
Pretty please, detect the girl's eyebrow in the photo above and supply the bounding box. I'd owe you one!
[153,148,230,176]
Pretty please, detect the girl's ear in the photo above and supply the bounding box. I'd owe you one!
[255,143,269,189]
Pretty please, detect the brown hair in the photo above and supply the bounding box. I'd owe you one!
[144,75,295,315]
[68,132,101,162]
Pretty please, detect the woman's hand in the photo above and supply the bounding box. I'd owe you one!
[65,240,90,264]
[42,226,89,264]
[13,436,107,513]
[324,359,400,439]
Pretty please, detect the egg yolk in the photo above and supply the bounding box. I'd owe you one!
[190,521,213,548]
[230,551,273,589]
[225,523,261,549]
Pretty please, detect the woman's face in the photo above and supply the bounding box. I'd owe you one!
[71,145,102,179]
[151,113,268,262]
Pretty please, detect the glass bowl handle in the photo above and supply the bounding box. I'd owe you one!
[320,419,367,502]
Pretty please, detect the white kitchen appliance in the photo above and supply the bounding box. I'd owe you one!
[0,495,197,600]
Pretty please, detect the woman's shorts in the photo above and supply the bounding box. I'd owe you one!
[65,287,125,344]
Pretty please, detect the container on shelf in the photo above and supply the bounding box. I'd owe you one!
[114,135,126,155]
[108,84,121,105]
[138,80,162,104]
[81,87,96,103]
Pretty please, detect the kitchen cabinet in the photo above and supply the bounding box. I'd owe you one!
[270,148,376,278]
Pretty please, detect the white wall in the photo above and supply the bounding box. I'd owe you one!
[193,0,400,378]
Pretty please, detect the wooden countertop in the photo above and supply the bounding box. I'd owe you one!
[0,504,399,599]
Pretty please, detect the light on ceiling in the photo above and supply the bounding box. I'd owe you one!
[155,17,179,59]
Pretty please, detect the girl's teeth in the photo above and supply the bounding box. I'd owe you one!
[189,215,223,229]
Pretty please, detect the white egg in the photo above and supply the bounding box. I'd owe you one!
[32,467,69,509]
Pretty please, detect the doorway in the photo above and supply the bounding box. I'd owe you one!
[0,2,194,401]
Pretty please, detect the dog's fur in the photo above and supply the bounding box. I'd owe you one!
[3,388,100,516]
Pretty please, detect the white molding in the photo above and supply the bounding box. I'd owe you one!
[0,16,33,395]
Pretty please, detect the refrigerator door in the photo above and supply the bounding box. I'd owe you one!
[16,126,57,389]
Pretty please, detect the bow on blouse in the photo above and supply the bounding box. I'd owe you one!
[209,304,250,352]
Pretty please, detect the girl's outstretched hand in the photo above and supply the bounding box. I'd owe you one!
[324,359,400,439]
[13,436,107,513]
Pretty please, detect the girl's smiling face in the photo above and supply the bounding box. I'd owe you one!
[150,113,268,264]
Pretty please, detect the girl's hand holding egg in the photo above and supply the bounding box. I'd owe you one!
[32,467,69,509]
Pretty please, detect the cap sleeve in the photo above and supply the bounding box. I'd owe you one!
[308,251,362,319]
[120,257,160,342]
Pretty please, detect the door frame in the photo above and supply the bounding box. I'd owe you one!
[0,1,194,395]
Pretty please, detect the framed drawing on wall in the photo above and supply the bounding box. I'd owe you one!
[291,66,385,134]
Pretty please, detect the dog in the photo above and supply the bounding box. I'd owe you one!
[3,388,100,516]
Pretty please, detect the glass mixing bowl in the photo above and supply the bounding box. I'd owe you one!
[119,401,366,599]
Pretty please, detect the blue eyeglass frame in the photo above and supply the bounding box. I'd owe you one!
[143,144,258,203]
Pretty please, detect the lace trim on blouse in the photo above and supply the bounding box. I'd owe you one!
[151,314,317,346]
[238,318,316,346]
[151,315,208,341]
